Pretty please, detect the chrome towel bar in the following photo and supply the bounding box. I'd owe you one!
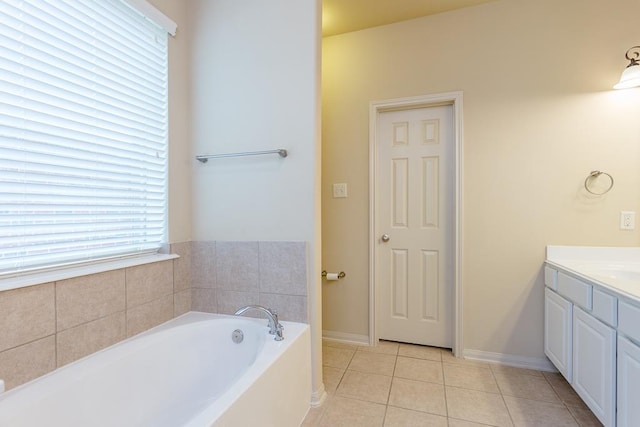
[196,149,288,163]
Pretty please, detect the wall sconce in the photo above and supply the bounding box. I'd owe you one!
[614,46,640,89]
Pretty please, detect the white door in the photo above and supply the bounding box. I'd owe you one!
[376,104,453,347]
[617,336,640,427]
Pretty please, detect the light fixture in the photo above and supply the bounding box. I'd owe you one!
[614,46,640,89]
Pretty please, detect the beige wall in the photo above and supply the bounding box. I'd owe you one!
[148,0,192,244]
[322,0,640,360]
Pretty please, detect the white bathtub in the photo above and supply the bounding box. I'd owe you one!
[0,312,311,427]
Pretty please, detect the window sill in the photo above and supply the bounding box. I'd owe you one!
[0,253,179,293]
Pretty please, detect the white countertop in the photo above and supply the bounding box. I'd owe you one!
[546,246,640,303]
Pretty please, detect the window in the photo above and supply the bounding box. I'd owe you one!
[0,0,175,277]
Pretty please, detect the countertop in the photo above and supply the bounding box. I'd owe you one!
[546,246,640,304]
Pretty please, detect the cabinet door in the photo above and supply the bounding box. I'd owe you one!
[573,306,616,427]
[618,336,640,427]
[545,288,572,381]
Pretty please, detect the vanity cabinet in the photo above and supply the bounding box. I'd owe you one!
[617,336,640,427]
[572,306,616,427]
[544,267,617,427]
[544,288,572,381]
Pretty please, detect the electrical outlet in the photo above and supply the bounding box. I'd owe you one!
[333,183,348,198]
[620,211,636,230]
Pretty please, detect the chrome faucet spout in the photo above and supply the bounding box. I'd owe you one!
[234,305,284,341]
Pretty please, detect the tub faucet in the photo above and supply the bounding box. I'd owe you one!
[234,305,284,341]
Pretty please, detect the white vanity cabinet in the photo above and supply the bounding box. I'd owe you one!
[572,306,616,427]
[617,336,640,427]
[544,287,572,381]
[544,267,617,427]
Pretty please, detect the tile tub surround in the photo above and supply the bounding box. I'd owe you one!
[0,241,192,391]
[191,241,309,322]
[304,340,603,427]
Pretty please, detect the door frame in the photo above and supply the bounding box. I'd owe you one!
[369,91,463,355]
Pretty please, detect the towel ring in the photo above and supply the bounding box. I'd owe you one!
[584,171,614,195]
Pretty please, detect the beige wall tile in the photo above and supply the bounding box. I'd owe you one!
[192,287,217,313]
[0,336,56,391]
[217,290,259,315]
[56,312,126,367]
[259,293,307,322]
[171,241,192,292]
[0,283,55,352]
[216,241,259,292]
[259,241,307,295]
[191,241,216,288]
[56,270,125,331]
[126,260,173,307]
[174,289,192,316]
[126,295,174,337]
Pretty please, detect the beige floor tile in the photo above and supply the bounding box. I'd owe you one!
[494,372,561,403]
[323,366,345,394]
[394,356,443,384]
[441,350,489,367]
[318,396,386,427]
[336,370,392,404]
[503,395,578,426]
[566,405,604,427]
[323,346,355,370]
[358,340,399,355]
[543,372,586,407]
[384,406,448,426]
[446,386,513,427]
[447,419,495,427]
[443,363,499,393]
[490,364,544,377]
[302,402,328,426]
[388,377,446,416]
[349,351,396,376]
[398,343,443,361]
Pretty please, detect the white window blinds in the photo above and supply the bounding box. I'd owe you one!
[0,0,169,276]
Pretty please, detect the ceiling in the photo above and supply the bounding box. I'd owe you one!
[322,0,497,37]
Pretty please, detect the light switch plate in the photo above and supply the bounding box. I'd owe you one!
[333,183,348,198]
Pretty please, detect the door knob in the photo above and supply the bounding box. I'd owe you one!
[381,233,390,242]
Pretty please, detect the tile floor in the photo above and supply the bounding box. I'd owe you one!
[302,340,603,427]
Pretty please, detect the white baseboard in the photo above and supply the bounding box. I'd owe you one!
[463,349,558,372]
[310,384,327,407]
[322,330,369,345]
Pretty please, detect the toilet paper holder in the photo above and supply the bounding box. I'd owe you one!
[322,270,346,279]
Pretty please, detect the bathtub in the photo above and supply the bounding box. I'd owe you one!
[0,312,311,426]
